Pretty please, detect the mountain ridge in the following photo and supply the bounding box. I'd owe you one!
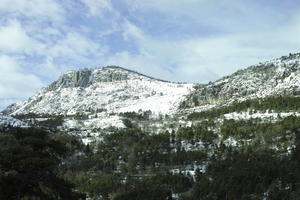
[48,66,174,91]
[8,66,194,115]
[3,66,194,138]
[181,53,300,108]
[2,53,300,134]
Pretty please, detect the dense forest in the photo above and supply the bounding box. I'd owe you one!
[0,128,86,199]
[2,95,300,199]
[2,112,300,199]
[188,95,300,120]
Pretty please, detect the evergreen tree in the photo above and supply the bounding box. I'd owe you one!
[0,127,85,200]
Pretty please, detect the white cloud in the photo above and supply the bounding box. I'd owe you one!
[47,32,107,63]
[104,16,300,83]
[105,20,222,82]
[81,0,113,17]
[105,51,174,80]
[0,55,44,98]
[122,20,146,41]
[124,0,284,32]
[0,20,44,54]
[126,0,203,14]
[29,32,110,80]
[0,0,299,107]
[0,0,66,22]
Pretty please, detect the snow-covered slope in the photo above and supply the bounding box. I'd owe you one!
[0,113,28,130]
[6,66,194,131]
[4,53,300,134]
[182,53,300,108]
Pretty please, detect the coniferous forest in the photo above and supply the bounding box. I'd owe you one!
[2,108,300,199]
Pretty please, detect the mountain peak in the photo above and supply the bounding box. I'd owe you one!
[47,66,160,91]
[8,65,194,122]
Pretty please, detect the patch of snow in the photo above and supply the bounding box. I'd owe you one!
[224,111,300,120]
[0,113,28,129]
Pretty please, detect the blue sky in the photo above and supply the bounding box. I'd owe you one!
[1,0,300,109]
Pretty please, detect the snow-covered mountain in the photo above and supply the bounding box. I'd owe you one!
[5,66,194,133]
[3,53,300,135]
[182,53,300,108]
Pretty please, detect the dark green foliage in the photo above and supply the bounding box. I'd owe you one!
[73,112,89,120]
[89,128,207,172]
[122,118,135,128]
[14,112,43,119]
[14,113,64,130]
[221,119,262,139]
[177,120,218,145]
[120,111,152,120]
[65,128,203,198]
[188,95,300,120]
[183,118,300,200]
[30,115,300,199]
[114,173,193,200]
[10,100,300,199]
[187,147,300,200]
[0,127,85,200]
[37,115,64,129]
[78,174,122,200]
[220,116,300,144]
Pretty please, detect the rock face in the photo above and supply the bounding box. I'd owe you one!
[182,53,300,108]
[48,70,93,89]
[47,66,169,91]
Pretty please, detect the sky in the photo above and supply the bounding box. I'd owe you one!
[1,0,300,109]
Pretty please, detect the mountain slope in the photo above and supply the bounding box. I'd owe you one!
[5,66,194,133]
[182,53,300,108]
[4,53,300,134]
[10,66,194,116]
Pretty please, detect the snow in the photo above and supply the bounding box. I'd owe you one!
[0,113,28,129]
[11,67,194,131]
[223,137,238,147]
[5,54,300,136]
[224,111,300,120]
[181,140,206,151]
[187,54,300,110]
[63,114,125,131]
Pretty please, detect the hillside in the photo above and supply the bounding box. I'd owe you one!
[3,66,194,142]
[9,66,194,116]
[182,53,300,109]
[2,54,300,199]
